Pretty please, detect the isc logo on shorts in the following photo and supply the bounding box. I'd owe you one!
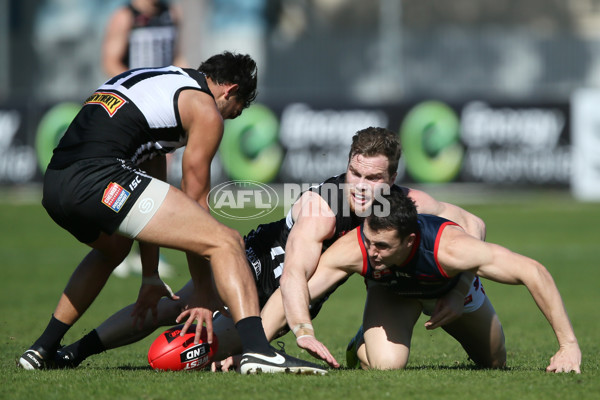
[102,182,130,212]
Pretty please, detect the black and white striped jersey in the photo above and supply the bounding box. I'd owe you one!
[125,2,177,69]
[48,66,213,169]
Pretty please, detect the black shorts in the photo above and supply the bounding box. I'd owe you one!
[243,220,287,309]
[243,219,329,322]
[42,158,152,243]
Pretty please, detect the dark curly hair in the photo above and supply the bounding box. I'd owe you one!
[198,51,258,108]
[367,190,418,239]
[348,127,402,177]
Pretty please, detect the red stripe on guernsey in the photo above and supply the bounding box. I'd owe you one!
[357,226,368,276]
[399,231,420,267]
[434,221,458,278]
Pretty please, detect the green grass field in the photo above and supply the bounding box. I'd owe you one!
[0,189,599,399]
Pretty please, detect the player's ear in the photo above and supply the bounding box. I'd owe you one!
[224,83,239,99]
[404,233,416,248]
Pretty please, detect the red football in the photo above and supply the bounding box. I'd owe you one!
[148,324,218,371]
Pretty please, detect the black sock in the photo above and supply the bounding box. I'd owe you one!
[63,329,106,365]
[32,314,71,355]
[235,316,274,355]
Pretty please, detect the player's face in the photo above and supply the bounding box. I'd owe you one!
[362,224,411,270]
[345,154,393,214]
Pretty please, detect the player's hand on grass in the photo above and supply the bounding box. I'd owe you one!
[296,335,340,368]
[546,342,581,373]
[211,355,240,372]
[424,288,464,330]
[131,278,179,329]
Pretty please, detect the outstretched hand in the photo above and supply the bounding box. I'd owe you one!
[131,280,179,329]
[546,342,581,373]
[296,335,340,368]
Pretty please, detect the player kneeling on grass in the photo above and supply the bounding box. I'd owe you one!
[293,190,581,373]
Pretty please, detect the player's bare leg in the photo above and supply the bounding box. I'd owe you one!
[441,296,506,368]
[55,235,134,325]
[98,282,193,349]
[137,187,327,374]
[135,187,260,323]
[55,281,242,368]
[18,234,133,370]
[360,285,423,370]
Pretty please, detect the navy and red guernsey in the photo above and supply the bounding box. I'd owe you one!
[358,214,462,298]
[306,173,407,251]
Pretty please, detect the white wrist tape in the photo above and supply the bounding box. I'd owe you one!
[292,323,314,335]
[296,334,315,342]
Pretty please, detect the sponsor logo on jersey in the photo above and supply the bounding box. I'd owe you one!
[102,182,130,212]
[372,269,392,279]
[84,91,126,117]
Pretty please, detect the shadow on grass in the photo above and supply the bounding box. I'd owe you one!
[114,365,154,371]
[339,363,529,372]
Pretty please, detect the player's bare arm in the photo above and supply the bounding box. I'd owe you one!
[291,228,365,368]
[437,226,581,373]
[307,230,364,299]
[177,87,262,346]
[178,89,224,207]
[280,191,336,341]
[102,7,132,77]
[407,188,486,240]
[173,89,225,341]
[276,231,363,331]
[176,261,217,344]
[258,289,288,341]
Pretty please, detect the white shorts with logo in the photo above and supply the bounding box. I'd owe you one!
[419,277,486,316]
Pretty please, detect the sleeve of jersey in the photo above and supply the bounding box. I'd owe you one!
[433,221,459,278]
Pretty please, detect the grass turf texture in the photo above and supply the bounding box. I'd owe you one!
[0,190,598,399]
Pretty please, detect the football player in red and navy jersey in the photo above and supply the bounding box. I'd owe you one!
[290,190,581,373]
[280,127,486,367]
